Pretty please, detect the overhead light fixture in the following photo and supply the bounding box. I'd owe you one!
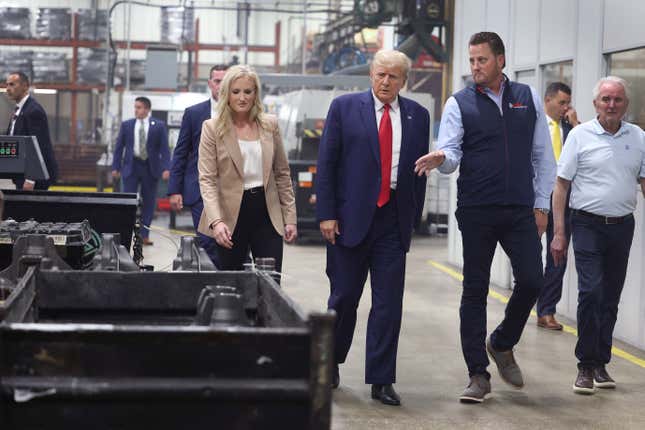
[34,88,58,95]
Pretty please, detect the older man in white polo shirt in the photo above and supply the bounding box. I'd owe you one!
[551,76,645,395]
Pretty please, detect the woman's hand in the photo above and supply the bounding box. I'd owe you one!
[284,224,298,243]
[211,221,233,249]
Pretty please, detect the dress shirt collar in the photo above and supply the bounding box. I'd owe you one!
[137,113,151,125]
[371,90,399,113]
[16,94,29,111]
[477,74,507,96]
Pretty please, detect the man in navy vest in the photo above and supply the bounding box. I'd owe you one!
[168,65,226,265]
[415,32,555,403]
[317,50,429,406]
[536,82,579,331]
[112,96,170,246]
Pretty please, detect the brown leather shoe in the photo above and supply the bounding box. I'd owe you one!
[143,238,154,246]
[537,315,563,331]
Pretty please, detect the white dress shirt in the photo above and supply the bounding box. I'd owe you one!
[210,97,217,119]
[239,139,264,190]
[10,94,30,136]
[372,91,402,189]
[134,114,150,157]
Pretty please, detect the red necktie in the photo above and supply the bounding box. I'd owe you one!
[377,103,392,207]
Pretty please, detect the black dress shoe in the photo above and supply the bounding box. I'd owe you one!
[371,384,401,406]
[331,364,340,389]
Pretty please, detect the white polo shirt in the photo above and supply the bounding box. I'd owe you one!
[558,118,645,217]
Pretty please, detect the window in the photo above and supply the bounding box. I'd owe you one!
[608,48,645,129]
[515,69,536,88]
[542,61,573,91]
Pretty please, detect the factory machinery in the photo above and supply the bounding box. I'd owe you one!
[0,135,335,429]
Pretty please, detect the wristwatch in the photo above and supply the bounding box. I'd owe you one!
[535,208,550,215]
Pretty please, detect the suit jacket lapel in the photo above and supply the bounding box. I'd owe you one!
[259,124,274,187]
[224,127,245,177]
[359,91,380,164]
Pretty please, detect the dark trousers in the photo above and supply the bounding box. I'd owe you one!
[537,194,571,317]
[455,205,543,378]
[572,211,634,369]
[189,199,220,268]
[216,188,283,273]
[123,158,158,239]
[326,198,406,384]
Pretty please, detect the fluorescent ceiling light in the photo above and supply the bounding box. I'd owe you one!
[34,88,58,95]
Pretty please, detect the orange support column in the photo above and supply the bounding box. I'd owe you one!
[274,21,281,71]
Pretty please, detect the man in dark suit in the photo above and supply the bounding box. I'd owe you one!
[537,82,579,330]
[168,65,226,264]
[5,71,58,190]
[112,96,170,246]
[316,49,429,406]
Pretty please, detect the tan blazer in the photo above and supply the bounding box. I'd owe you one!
[197,114,297,238]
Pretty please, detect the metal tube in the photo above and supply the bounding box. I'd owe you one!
[301,2,307,75]
[125,1,132,91]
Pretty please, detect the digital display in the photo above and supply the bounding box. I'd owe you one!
[0,141,18,158]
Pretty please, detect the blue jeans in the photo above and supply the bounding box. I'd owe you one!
[455,205,543,378]
[571,211,634,369]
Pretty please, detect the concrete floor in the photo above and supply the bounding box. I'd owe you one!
[145,213,645,430]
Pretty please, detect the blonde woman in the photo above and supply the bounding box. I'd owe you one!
[198,65,297,271]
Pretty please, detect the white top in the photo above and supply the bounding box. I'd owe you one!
[133,114,150,157]
[239,139,263,189]
[558,118,645,217]
[210,97,217,119]
[10,94,29,136]
[372,91,401,189]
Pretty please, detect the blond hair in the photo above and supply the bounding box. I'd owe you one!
[213,65,268,139]
[370,50,412,80]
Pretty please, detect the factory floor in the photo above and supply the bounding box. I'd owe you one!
[146,212,645,430]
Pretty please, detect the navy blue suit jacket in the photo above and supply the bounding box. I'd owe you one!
[316,90,429,251]
[112,117,170,179]
[168,99,210,206]
[10,96,58,189]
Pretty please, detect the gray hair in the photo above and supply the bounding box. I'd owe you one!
[592,76,630,101]
[370,50,411,79]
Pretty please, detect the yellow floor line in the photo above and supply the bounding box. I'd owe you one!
[49,185,113,193]
[147,225,195,237]
[428,259,645,369]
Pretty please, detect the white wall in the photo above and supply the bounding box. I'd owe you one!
[449,0,645,350]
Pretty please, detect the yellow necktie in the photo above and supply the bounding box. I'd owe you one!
[551,120,562,161]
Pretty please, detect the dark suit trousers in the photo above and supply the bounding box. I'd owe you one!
[189,199,220,268]
[572,212,634,369]
[216,188,283,273]
[537,193,571,317]
[123,158,158,239]
[456,205,543,378]
[326,197,406,385]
